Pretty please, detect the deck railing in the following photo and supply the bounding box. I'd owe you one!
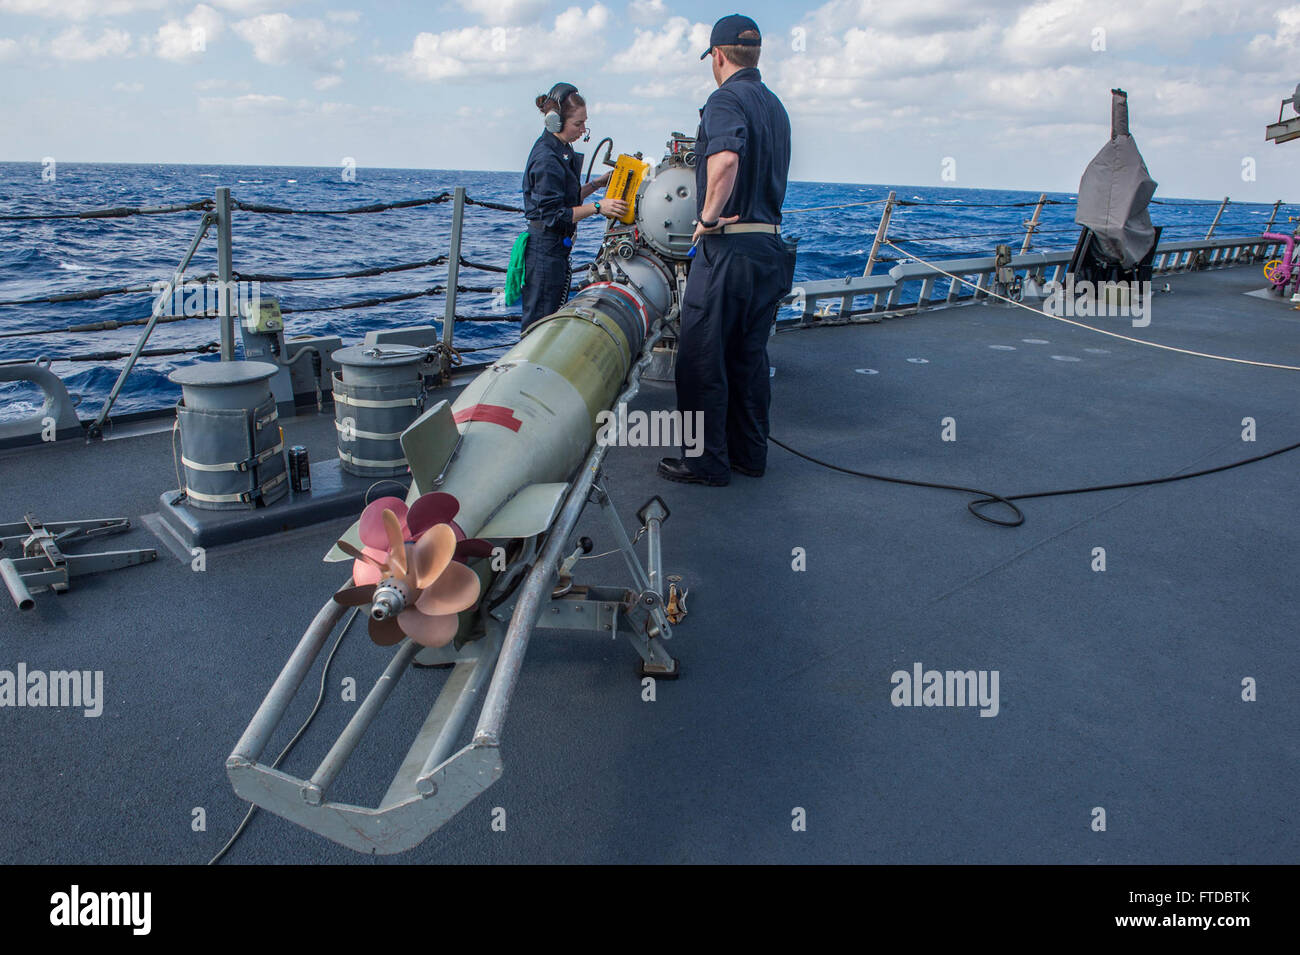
[782,233,1296,326]
[3,182,1298,441]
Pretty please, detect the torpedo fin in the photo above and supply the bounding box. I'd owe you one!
[477,482,568,539]
[324,518,364,562]
[402,399,461,495]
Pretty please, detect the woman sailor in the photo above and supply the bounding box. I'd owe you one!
[517,82,627,331]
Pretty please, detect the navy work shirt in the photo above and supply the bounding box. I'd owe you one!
[694,67,791,225]
[522,132,583,237]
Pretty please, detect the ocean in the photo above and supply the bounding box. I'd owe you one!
[0,161,1290,419]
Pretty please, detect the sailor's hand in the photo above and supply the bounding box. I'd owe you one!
[691,214,740,244]
[601,198,629,219]
[594,171,612,188]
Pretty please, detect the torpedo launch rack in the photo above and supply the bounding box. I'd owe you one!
[227,137,703,854]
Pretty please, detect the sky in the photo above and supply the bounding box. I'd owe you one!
[1,0,1298,199]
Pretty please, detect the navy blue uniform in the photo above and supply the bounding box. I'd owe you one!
[521,132,583,331]
[678,67,793,480]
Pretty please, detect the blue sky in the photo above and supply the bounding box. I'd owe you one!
[2,0,1298,199]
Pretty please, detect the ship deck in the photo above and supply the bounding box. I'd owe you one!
[2,263,1297,864]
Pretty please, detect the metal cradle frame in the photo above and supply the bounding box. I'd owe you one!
[226,323,679,854]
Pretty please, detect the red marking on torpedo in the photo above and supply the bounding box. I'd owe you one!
[453,404,523,432]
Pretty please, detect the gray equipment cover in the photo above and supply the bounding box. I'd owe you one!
[1074,89,1158,269]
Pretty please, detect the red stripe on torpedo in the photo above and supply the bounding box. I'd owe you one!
[453,404,523,432]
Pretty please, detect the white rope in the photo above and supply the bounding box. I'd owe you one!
[884,240,1300,372]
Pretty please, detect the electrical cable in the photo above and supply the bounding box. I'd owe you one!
[585,138,614,184]
[207,606,359,865]
[768,436,1025,527]
[770,434,1300,527]
[772,241,1300,525]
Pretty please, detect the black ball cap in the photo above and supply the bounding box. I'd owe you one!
[700,13,761,59]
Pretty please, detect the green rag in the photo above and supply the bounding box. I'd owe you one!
[504,231,528,306]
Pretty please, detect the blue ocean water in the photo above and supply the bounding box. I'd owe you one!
[0,160,1291,419]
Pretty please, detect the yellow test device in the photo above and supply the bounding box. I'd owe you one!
[606,154,649,225]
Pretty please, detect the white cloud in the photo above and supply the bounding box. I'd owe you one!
[0,0,166,18]
[607,16,710,73]
[154,4,223,62]
[198,92,292,115]
[197,93,401,128]
[590,100,653,115]
[313,74,342,90]
[456,0,549,25]
[209,0,299,12]
[193,76,251,90]
[112,81,144,91]
[232,12,353,71]
[49,26,132,60]
[627,0,667,24]
[629,76,712,100]
[382,4,610,81]
[1247,4,1300,54]
[0,37,18,61]
[325,10,362,23]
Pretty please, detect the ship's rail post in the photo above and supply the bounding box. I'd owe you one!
[215,186,236,361]
[440,186,466,383]
[849,190,896,317]
[1263,201,1284,236]
[1204,195,1230,246]
[1020,193,1046,254]
[86,210,216,439]
[1259,200,1283,260]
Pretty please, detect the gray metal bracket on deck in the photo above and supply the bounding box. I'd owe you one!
[505,479,676,678]
[0,514,157,611]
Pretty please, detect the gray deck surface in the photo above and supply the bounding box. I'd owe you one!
[1,263,1296,864]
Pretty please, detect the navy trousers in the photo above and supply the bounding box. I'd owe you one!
[520,228,572,333]
[675,233,789,480]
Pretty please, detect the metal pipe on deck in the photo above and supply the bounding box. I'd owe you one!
[413,649,497,795]
[228,585,351,765]
[1205,196,1230,240]
[215,187,235,361]
[441,186,465,383]
[472,321,668,747]
[306,639,423,802]
[1021,193,1046,254]
[0,558,35,611]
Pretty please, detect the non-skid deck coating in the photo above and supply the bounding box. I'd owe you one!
[1,264,1296,864]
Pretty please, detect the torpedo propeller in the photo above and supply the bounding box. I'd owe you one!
[332,493,484,647]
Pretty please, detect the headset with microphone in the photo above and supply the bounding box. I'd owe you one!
[543,82,587,140]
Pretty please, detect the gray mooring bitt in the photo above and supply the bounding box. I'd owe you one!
[331,344,431,478]
[169,360,287,511]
